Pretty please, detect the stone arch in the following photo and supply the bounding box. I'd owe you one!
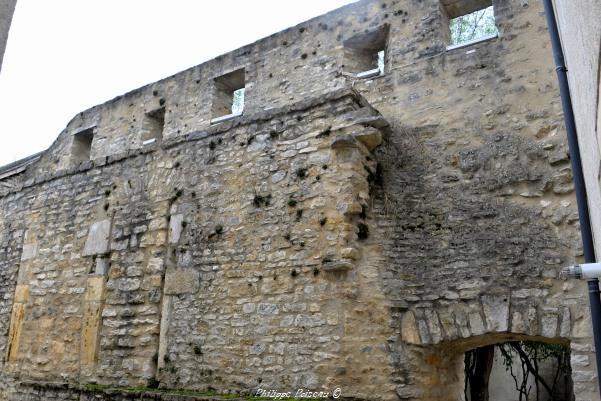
[396,294,585,400]
[400,296,571,347]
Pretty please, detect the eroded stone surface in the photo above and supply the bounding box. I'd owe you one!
[0,0,596,400]
[163,268,199,295]
[83,220,111,256]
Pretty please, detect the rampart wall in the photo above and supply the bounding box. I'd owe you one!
[0,0,596,399]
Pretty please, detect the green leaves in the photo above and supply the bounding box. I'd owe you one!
[450,6,498,46]
[232,87,245,115]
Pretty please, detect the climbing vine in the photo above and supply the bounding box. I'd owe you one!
[465,342,573,401]
[498,341,573,401]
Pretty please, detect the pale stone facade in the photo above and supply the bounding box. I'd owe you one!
[0,0,16,74]
[552,0,601,256]
[552,2,601,398]
[0,0,597,400]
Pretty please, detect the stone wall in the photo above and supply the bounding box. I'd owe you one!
[1,91,396,399]
[0,0,597,400]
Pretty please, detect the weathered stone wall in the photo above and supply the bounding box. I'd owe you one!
[1,91,396,399]
[0,0,16,74]
[0,0,597,400]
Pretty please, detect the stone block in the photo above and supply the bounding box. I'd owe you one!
[257,303,279,315]
[541,310,559,338]
[164,268,199,295]
[14,285,29,303]
[322,259,354,272]
[417,318,431,344]
[482,295,509,332]
[168,214,184,244]
[455,308,471,339]
[242,303,256,313]
[80,302,102,366]
[20,243,37,261]
[340,248,360,260]
[424,309,442,344]
[401,312,419,344]
[118,278,141,292]
[331,135,358,150]
[437,308,458,340]
[526,306,539,336]
[353,127,382,151]
[149,274,162,287]
[83,220,111,256]
[147,257,164,274]
[95,257,109,275]
[559,306,571,338]
[85,277,105,301]
[468,312,486,336]
[511,311,526,334]
[571,353,590,367]
[157,296,172,370]
[6,303,25,362]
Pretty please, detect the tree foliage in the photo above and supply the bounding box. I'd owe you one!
[465,341,573,401]
[232,88,245,115]
[450,6,498,46]
[498,341,573,401]
[377,50,385,74]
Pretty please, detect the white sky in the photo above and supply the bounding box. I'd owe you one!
[0,0,357,166]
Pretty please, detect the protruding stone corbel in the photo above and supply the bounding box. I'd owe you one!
[331,135,359,150]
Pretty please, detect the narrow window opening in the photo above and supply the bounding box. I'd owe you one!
[211,68,245,124]
[343,25,389,79]
[443,1,498,50]
[377,50,385,75]
[142,107,165,146]
[71,127,94,163]
[232,87,245,116]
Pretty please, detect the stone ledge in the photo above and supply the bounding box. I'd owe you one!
[15,381,365,401]
[0,87,383,201]
[19,381,246,401]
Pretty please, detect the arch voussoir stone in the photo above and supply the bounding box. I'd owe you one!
[399,295,578,348]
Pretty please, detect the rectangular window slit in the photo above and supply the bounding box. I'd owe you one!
[142,107,165,145]
[343,25,389,78]
[71,127,94,163]
[211,68,245,124]
[442,1,498,50]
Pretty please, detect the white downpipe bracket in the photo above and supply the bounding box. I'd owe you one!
[562,263,601,280]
